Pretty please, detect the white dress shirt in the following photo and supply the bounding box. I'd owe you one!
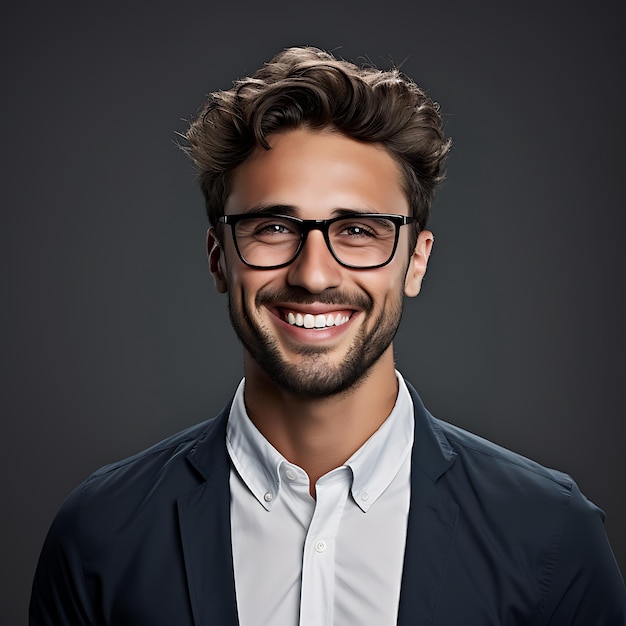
[226,372,414,626]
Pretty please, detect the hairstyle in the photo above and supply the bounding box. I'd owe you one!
[183,46,451,232]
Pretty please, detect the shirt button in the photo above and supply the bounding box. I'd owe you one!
[315,540,326,553]
[361,491,369,501]
[285,469,297,480]
[263,492,273,502]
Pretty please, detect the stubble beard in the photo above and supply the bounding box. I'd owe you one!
[228,286,404,399]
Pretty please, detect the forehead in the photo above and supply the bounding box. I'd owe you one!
[224,128,409,218]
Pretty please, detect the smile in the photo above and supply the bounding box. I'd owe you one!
[283,311,351,329]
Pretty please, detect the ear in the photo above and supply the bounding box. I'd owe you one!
[207,227,228,293]
[404,229,434,297]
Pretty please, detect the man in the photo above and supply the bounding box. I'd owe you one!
[31,46,625,625]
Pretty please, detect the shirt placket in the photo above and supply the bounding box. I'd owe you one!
[299,469,350,626]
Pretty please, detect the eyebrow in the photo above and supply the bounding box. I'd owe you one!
[243,205,382,218]
[245,204,299,216]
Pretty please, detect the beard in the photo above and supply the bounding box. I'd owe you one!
[228,285,404,398]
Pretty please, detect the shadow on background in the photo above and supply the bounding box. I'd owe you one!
[2,1,625,622]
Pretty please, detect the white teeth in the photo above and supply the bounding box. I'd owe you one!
[285,310,351,328]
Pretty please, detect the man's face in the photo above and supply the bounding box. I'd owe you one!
[209,128,432,398]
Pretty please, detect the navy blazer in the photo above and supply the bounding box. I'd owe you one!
[31,384,626,625]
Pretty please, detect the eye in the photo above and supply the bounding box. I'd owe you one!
[254,222,293,236]
[338,222,377,238]
[238,217,300,243]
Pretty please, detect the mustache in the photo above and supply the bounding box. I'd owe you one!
[255,286,373,312]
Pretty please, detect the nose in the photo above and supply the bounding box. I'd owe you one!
[286,230,342,294]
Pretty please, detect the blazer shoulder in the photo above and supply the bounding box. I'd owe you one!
[51,407,230,544]
[88,416,212,480]
[425,413,599,555]
[424,414,626,620]
[31,408,234,624]
[432,414,575,494]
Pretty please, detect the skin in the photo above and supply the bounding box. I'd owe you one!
[208,127,433,495]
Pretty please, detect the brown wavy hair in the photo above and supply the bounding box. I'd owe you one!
[183,46,451,230]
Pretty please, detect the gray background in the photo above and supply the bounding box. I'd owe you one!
[2,1,625,623]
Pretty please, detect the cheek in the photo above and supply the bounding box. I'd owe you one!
[228,268,285,310]
[355,273,404,318]
[366,261,407,296]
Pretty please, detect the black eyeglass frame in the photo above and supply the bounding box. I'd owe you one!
[218,213,419,270]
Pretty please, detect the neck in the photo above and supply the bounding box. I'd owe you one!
[242,348,399,493]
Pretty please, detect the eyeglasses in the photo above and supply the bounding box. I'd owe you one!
[219,213,418,270]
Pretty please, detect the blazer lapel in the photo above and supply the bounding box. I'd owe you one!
[178,406,240,626]
[398,385,459,625]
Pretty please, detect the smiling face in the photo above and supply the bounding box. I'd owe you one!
[209,127,433,398]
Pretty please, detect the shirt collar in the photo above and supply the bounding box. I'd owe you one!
[344,373,414,511]
[226,372,414,512]
[226,379,284,510]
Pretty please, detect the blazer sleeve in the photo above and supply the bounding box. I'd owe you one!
[29,484,97,626]
[542,481,626,625]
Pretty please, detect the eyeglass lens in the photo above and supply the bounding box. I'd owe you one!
[233,215,400,268]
